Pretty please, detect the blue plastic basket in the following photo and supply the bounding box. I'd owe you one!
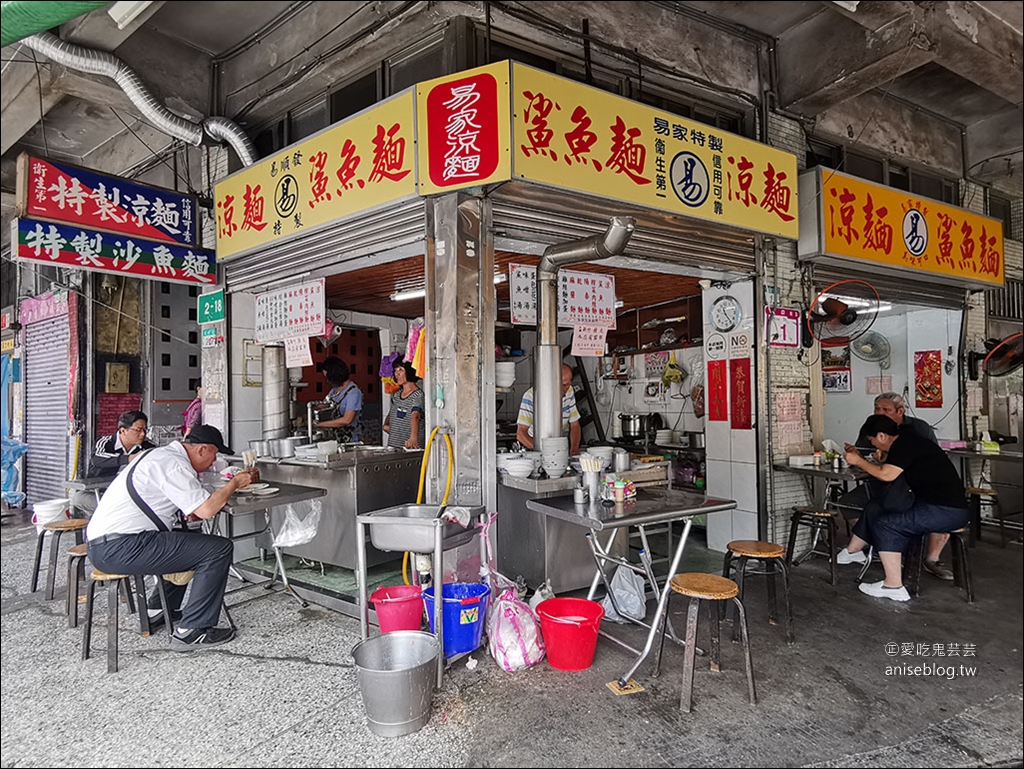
[422,582,490,658]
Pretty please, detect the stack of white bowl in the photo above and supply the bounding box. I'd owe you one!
[589,445,615,465]
[539,436,570,478]
[503,456,534,478]
[655,429,674,445]
[495,361,517,388]
[521,450,543,474]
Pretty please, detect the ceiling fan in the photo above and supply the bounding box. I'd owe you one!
[851,329,891,369]
[968,332,1023,380]
[804,279,881,345]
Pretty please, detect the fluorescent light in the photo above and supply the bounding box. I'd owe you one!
[107,0,153,29]
[390,273,505,301]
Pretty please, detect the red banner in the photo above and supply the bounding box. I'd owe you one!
[914,350,943,408]
[730,358,752,430]
[708,360,728,421]
[423,70,502,189]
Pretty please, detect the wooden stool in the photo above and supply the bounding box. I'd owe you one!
[669,573,757,713]
[81,570,172,673]
[785,507,838,586]
[31,518,88,599]
[905,529,974,603]
[66,543,89,628]
[723,540,794,644]
[966,488,1003,547]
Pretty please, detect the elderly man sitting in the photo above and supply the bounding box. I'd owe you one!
[836,415,969,602]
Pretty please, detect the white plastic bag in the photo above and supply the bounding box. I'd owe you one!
[602,565,647,623]
[488,587,545,672]
[272,501,321,548]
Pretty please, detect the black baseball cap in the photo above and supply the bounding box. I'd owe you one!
[183,425,233,455]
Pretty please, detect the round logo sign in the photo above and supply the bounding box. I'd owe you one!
[902,208,928,256]
[670,151,710,208]
[274,174,299,218]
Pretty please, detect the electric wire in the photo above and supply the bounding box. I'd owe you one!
[108,108,201,196]
[29,48,49,158]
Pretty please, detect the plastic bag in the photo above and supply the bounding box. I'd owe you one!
[488,587,546,672]
[602,566,647,623]
[272,500,321,548]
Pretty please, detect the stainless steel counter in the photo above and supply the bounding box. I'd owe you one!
[247,448,424,570]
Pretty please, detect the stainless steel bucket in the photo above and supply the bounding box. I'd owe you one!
[351,631,440,737]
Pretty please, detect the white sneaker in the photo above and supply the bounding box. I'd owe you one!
[835,547,868,565]
[858,580,910,602]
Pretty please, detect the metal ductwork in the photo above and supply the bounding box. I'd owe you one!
[534,216,635,443]
[261,344,290,439]
[21,31,258,167]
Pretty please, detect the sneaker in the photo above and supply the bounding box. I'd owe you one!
[922,559,954,581]
[835,547,868,565]
[170,626,236,651]
[858,580,911,602]
[145,610,183,632]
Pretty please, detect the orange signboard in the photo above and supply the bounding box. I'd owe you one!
[510,64,799,240]
[214,92,416,261]
[810,168,1003,287]
[416,61,512,195]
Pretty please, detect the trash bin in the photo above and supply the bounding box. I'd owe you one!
[351,631,440,737]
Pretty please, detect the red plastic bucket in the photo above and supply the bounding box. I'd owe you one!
[370,585,425,633]
[536,597,605,671]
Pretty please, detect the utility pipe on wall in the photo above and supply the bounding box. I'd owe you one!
[533,216,635,443]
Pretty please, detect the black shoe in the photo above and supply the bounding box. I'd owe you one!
[145,610,183,632]
[170,626,235,651]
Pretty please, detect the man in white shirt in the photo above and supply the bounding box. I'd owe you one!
[516,364,582,455]
[87,425,252,649]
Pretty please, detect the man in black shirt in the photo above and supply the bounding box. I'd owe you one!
[838,415,968,602]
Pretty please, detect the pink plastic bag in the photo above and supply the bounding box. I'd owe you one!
[487,588,546,673]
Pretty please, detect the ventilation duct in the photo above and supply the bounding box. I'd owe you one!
[22,31,257,167]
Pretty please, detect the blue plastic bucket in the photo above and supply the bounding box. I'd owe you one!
[422,582,490,658]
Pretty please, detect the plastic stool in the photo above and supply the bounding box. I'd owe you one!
[785,507,838,586]
[670,573,757,713]
[30,518,88,598]
[723,540,794,644]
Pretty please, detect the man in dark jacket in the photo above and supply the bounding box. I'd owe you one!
[70,410,155,515]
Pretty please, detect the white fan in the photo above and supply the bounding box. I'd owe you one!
[851,330,891,369]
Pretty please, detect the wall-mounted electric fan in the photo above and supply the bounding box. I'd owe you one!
[968,332,1023,380]
[851,329,891,369]
[805,279,881,344]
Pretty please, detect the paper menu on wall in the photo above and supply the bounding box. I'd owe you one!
[284,335,313,368]
[571,324,608,357]
[774,392,802,423]
[778,421,803,446]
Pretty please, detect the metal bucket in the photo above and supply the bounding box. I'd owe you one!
[351,631,439,737]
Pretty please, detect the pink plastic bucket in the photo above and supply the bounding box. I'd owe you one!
[370,584,425,633]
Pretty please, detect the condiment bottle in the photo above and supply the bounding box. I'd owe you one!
[813,452,822,467]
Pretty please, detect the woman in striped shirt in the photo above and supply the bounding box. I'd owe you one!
[383,360,426,449]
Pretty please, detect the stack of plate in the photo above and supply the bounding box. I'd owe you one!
[495,360,517,388]
[655,429,674,445]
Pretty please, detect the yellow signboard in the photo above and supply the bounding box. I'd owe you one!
[816,169,1004,287]
[510,64,799,240]
[214,92,417,261]
[416,61,512,196]
[0,338,13,353]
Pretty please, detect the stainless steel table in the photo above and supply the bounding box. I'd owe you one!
[526,488,736,687]
[945,449,1023,541]
[212,482,328,609]
[65,477,111,515]
[772,462,868,510]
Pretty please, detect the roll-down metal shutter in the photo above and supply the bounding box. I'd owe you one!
[812,263,968,310]
[24,316,69,506]
[490,183,757,276]
[223,197,427,293]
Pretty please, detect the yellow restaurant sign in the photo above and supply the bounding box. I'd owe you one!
[510,64,799,240]
[803,168,1004,287]
[215,92,416,261]
[416,61,512,196]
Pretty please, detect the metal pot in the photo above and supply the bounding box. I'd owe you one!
[619,414,645,441]
[269,436,307,458]
[685,431,706,449]
[249,439,272,457]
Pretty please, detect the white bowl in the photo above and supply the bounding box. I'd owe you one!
[505,460,534,478]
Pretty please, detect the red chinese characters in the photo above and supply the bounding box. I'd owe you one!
[216,194,237,239]
[308,151,333,208]
[606,116,650,185]
[336,139,364,194]
[564,106,602,170]
[828,187,860,246]
[726,155,756,207]
[760,163,794,222]
[368,122,411,183]
[862,194,893,255]
[241,184,267,232]
[521,91,559,160]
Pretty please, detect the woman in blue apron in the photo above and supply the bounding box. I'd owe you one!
[313,357,363,444]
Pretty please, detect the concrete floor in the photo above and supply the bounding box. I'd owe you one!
[1,511,1021,768]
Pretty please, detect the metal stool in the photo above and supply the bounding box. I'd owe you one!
[66,543,89,628]
[723,540,794,644]
[669,573,757,713]
[30,518,88,598]
[785,507,838,586]
[905,529,974,604]
[81,570,171,673]
[966,488,1004,547]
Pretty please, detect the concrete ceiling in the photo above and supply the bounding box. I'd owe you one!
[2,0,1021,248]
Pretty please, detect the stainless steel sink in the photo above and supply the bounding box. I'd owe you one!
[358,504,481,554]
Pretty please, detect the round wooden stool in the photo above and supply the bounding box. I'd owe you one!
[31,517,88,599]
[81,569,172,673]
[785,507,838,585]
[723,540,794,644]
[66,543,89,628]
[669,573,757,713]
